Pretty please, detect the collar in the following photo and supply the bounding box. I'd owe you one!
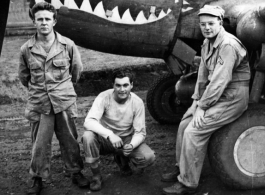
[27,31,67,48]
[212,26,225,48]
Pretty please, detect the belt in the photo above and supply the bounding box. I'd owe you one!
[228,80,249,87]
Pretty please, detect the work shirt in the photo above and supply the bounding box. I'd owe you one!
[18,32,83,115]
[192,27,250,110]
[84,89,146,147]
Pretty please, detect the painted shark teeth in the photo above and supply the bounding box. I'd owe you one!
[35,0,45,3]
[50,0,179,25]
[94,1,107,18]
[158,10,167,19]
[64,0,79,10]
[183,0,190,5]
[52,0,63,9]
[122,9,135,24]
[80,0,92,13]
[108,6,122,22]
[182,0,193,12]
[182,7,193,12]
[135,11,147,24]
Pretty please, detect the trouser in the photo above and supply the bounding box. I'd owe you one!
[175,85,249,188]
[28,110,83,179]
[82,131,155,169]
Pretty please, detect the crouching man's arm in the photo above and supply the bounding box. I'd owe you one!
[83,95,123,148]
[123,100,146,156]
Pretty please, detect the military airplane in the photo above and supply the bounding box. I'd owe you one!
[2,0,265,191]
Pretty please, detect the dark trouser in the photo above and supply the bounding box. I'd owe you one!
[82,131,155,168]
[29,111,83,179]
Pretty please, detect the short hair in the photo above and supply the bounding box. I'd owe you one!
[112,69,134,83]
[30,2,57,20]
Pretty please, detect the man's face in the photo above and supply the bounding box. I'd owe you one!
[113,77,133,102]
[199,15,222,39]
[34,10,56,36]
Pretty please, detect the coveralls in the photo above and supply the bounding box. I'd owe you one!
[18,32,83,179]
[82,89,155,168]
[176,27,250,188]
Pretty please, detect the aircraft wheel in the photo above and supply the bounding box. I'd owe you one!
[146,73,187,124]
[208,103,265,189]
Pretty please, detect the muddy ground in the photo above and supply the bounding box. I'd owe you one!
[1,36,265,195]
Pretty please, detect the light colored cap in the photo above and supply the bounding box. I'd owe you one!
[198,5,225,19]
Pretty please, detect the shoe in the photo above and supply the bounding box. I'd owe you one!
[90,174,102,191]
[161,168,180,182]
[114,154,132,176]
[27,177,42,195]
[162,182,196,195]
[72,172,89,187]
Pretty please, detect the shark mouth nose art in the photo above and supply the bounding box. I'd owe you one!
[34,0,193,25]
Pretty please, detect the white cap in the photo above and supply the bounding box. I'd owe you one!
[198,5,225,19]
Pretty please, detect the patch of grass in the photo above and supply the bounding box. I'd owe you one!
[0,72,28,105]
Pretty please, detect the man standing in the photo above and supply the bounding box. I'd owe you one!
[162,5,250,195]
[19,2,88,194]
[82,70,155,191]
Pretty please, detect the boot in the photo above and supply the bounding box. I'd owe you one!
[72,172,89,187]
[27,177,42,195]
[161,167,180,182]
[90,167,102,191]
[163,182,196,195]
[114,154,132,176]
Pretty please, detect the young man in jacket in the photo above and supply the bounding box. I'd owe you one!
[162,5,250,195]
[19,2,88,194]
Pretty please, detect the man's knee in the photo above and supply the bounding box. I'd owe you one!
[144,150,156,166]
[82,131,97,145]
[132,149,155,168]
[179,117,192,132]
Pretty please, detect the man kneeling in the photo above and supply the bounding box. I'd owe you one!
[82,69,155,191]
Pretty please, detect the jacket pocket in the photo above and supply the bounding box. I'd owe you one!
[29,60,44,83]
[52,59,69,80]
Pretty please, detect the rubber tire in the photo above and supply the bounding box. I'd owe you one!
[146,73,187,124]
[208,103,265,189]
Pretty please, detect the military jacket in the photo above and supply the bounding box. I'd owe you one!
[19,32,83,115]
[192,27,250,110]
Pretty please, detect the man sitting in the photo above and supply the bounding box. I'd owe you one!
[82,69,155,191]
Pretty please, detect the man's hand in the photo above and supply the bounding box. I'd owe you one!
[192,106,206,129]
[123,144,134,156]
[108,134,123,148]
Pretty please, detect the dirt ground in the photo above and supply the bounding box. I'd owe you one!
[1,36,265,195]
[1,92,265,195]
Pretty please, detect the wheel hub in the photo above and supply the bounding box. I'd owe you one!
[234,126,265,177]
